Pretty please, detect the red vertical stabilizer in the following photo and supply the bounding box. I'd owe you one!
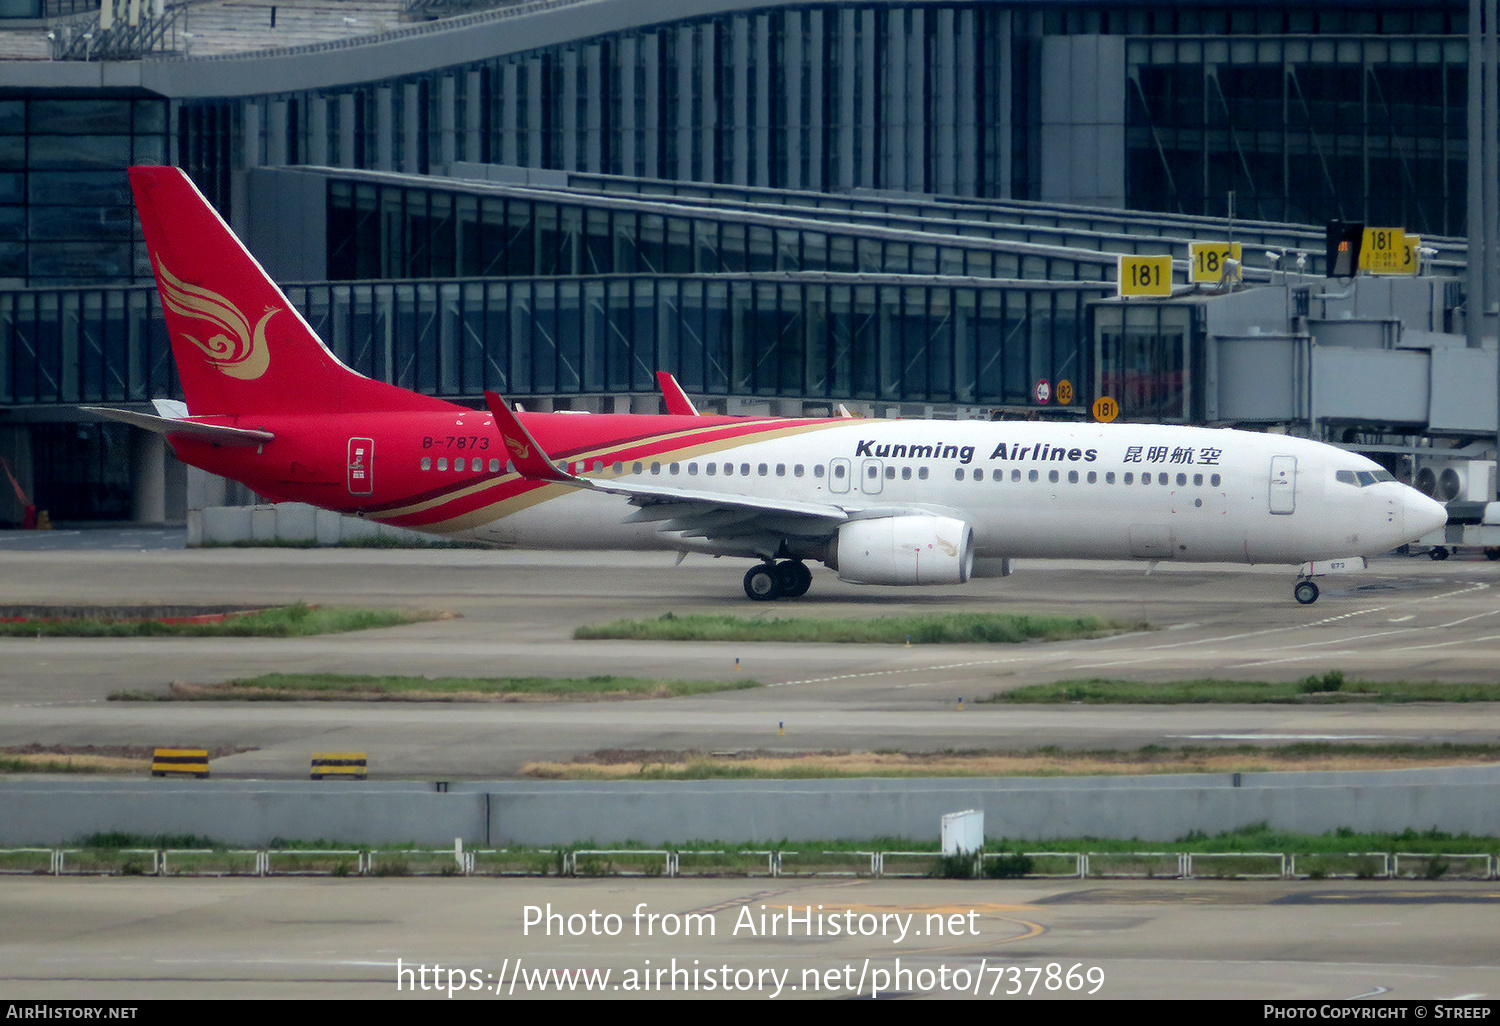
[128,166,457,417]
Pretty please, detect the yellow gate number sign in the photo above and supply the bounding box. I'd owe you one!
[1117,254,1173,297]
[1056,379,1074,405]
[1360,227,1414,275]
[1188,242,1243,284]
[1365,233,1421,276]
[1092,396,1120,423]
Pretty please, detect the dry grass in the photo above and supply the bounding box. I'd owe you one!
[110,674,758,702]
[523,746,1500,780]
[0,743,256,774]
[0,752,150,773]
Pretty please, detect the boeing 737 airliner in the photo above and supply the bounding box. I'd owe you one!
[88,167,1447,604]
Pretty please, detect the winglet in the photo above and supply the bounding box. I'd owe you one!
[482,391,573,482]
[655,371,699,416]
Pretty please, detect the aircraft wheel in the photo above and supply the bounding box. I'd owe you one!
[1293,580,1319,605]
[776,560,812,598]
[743,564,781,601]
[1429,546,1450,561]
[1486,547,1500,562]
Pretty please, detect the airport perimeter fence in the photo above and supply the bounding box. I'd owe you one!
[0,848,1493,881]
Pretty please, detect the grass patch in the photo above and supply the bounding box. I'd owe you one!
[986,672,1500,704]
[523,742,1500,780]
[110,672,760,702]
[576,611,1140,645]
[0,602,446,638]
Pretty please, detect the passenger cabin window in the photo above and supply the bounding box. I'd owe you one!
[421,457,432,471]
[955,468,966,481]
[778,464,787,477]
[1048,470,1059,483]
[1106,471,1115,484]
[1211,474,1221,487]
[813,465,825,478]
[437,458,448,471]
[794,465,805,477]
[1028,470,1039,482]
[1068,470,1079,483]
[918,467,929,480]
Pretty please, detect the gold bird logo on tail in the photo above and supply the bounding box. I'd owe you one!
[157,258,275,381]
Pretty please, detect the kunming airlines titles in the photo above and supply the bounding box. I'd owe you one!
[851,440,1225,466]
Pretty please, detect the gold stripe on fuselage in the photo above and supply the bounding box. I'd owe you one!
[374,419,842,526]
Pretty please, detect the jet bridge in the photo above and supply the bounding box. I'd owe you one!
[1092,275,1496,443]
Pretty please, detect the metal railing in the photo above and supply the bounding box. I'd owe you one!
[157,0,588,62]
[3,848,1494,880]
[48,0,183,60]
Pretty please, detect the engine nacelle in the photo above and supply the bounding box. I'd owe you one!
[831,515,974,586]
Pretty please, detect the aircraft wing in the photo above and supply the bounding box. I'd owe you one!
[483,392,848,543]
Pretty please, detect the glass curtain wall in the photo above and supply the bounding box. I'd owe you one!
[1126,35,1467,234]
[325,180,1115,283]
[0,277,1102,410]
[0,94,168,287]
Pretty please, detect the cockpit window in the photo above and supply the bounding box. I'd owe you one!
[1338,469,1397,487]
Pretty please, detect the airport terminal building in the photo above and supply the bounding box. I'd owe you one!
[0,0,1494,524]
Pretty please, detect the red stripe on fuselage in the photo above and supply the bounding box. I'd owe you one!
[170,411,845,532]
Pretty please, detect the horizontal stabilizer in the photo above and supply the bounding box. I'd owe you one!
[83,407,274,446]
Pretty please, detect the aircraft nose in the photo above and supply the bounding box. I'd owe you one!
[1401,488,1448,541]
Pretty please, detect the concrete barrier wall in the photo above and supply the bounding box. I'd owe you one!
[188,503,439,547]
[1,769,1496,846]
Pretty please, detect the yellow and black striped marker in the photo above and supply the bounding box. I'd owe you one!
[311,753,368,780]
[151,748,209,778]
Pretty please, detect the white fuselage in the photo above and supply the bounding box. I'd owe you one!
[464,420,1445,566]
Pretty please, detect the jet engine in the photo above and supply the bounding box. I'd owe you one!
[830,515,974,586]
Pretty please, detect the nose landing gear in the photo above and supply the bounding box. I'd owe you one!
[743,560,813,600]
[1293,579,1320,605]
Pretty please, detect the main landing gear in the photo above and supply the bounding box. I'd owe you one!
[1293,579,1320,605]
[743,560,813,601]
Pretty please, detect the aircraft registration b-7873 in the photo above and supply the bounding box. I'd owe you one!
[88,167,1448,604]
